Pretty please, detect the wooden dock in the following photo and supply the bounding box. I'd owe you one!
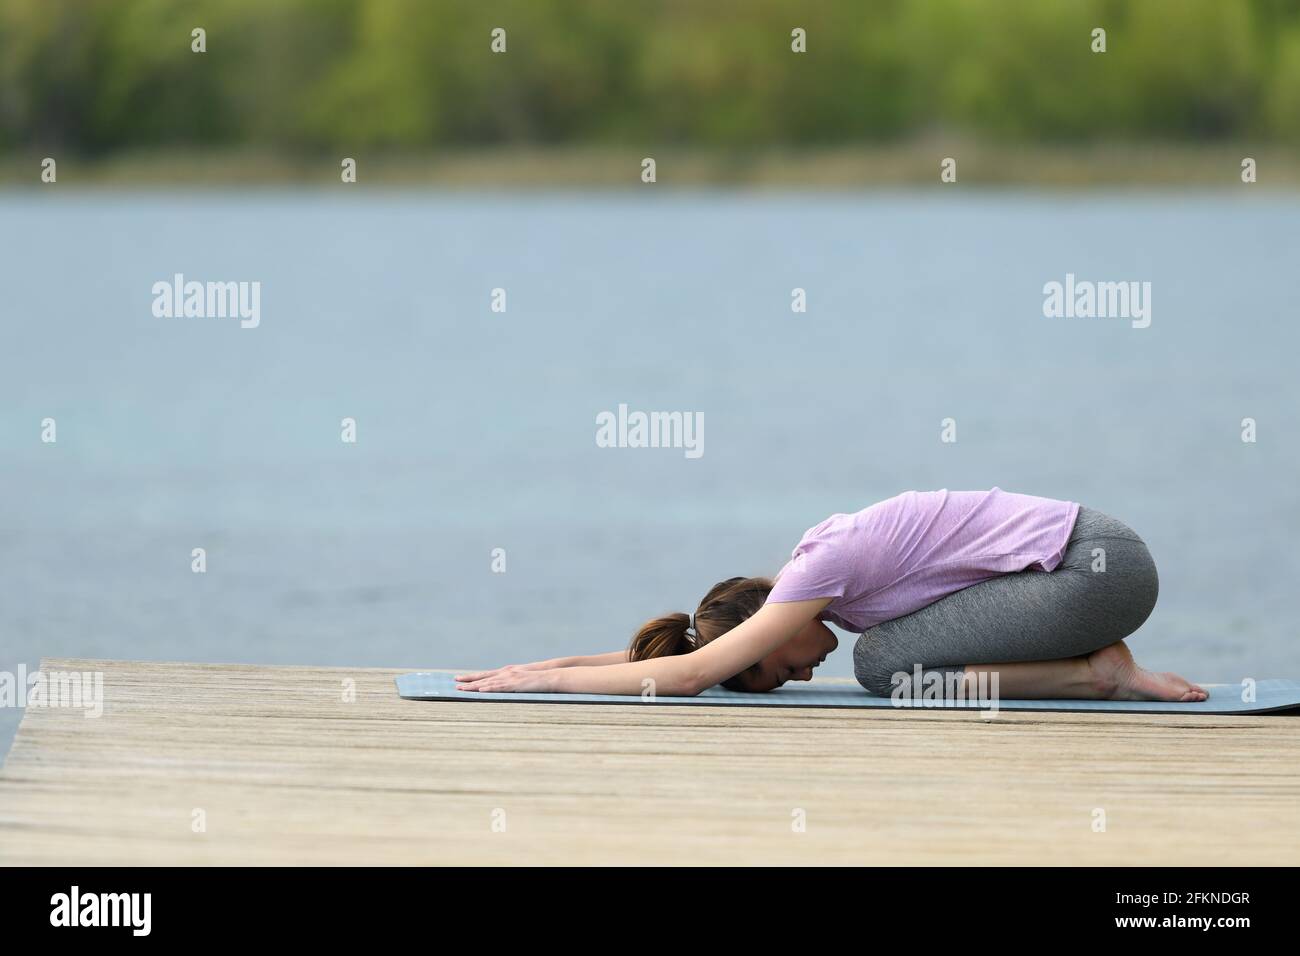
[1,657,1297,865]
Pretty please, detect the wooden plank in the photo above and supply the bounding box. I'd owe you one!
[0,657,1296,865]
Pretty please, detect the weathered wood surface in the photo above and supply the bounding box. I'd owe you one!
[1,658,1296,865]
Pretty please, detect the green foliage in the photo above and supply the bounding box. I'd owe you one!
[1,0,1296,154]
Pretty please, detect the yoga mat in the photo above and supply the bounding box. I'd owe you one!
[395,671,1300,715]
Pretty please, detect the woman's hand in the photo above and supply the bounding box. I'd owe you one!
[454,665,559,693]
[454,650,629,684]
[454,661,552,684]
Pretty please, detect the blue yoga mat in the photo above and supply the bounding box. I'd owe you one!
[395,671,1300,715]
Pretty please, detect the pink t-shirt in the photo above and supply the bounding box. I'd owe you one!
[766,488,1080,632]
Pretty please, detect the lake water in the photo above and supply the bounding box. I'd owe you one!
[3,189,1298,760]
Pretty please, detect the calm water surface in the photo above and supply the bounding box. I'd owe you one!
[3,190,1298,758]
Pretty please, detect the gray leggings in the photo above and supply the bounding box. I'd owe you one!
[852,507,1159,696]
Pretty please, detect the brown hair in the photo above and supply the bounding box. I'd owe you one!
[628,576,774,691]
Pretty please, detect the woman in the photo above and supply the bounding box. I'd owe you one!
[456,488,1207,703]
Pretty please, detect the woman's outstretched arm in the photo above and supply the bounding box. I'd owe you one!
[454,650,627,683]
[455,598,829,696]
[555,651,628,667]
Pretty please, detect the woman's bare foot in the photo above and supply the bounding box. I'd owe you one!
[1086,641,1208,702]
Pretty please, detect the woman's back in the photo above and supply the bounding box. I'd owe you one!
[767,487,1079,632]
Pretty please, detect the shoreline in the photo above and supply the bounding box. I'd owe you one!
[3,141,1298,189]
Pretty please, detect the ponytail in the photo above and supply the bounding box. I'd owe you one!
[628,612,696,662]
[627,576,775,689]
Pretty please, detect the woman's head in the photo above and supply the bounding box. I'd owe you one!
[628,576,838,692]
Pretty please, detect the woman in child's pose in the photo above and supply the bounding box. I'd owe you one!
[457,488,1206,703]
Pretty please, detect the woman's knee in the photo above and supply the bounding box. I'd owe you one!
[1083,536,1160,640]
[853,633,906,696]
[1125,541,1160,631]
